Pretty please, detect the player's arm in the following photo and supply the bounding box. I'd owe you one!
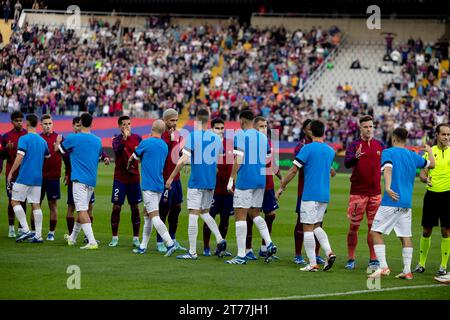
[419,168,432,186]
[165,152,190,189]
[227,150,243,193]
[344,141,362,168]
[382,164,399,201]
[423,144,435,169]
[100,151,110,165]
[7,153,23,184]
[330,167,337,177]
[275,168,282,181]
[276,161,299,199]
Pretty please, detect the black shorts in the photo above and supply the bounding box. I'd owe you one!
[422,190,450,228]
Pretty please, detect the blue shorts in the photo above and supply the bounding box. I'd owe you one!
[210,194,234,217]
[41,179,61,201]
[160,180,183,207]
[111,180,142,206]
[67,181,95,205]
[261,189,279,214]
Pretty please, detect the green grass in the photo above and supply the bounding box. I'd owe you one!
[0,166,449,300]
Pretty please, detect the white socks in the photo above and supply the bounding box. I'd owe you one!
[152,216,174,247]
[81,223,96,245]
[236,221,247,257]
[200,213,223,243]
[253,216,272,245]
[13,205,29,233]
[188,214,199,255]
[70,222,82,242]
[313,227,332,256]
[33,209,43,239]
[374,244,388,268]
[9,225,14,232]
[304,231,317,266]
[402,247,413,274]
[140,216,153,249]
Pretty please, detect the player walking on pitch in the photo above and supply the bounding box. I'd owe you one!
[277,120,337,272]
[344,115,384,270]
[129,120,177,256]
[368,128,435,280]
[413,123,450,276]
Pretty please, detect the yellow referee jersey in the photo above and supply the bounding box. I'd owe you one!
[423,145,450,192]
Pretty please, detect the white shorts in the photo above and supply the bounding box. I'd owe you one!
[300,201,328,224]
[187,188,214,210]
[73,182,94,212]
[233,188,264,209]
[143,190,162,213]
[11,183,41,204]
[371,206,412,237]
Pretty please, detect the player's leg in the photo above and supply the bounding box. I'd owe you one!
[245,214,255,259]
[198,190,226,256]
[135,210,152,253]
[130,203,141,248]
[156,188,170,252]
[45,179,60,241]
[216,194,233,256]
[177,188,201,259]
[396,212,414,280]
[168,180,185,250]
[366,195,382,269]
[414,191,435,272]
[74,183,98,249]
[345,195,367,269]
[259,189,278,258]
[311,203,335,271]
[109,180,126,247]
[66,181,75,234]
[29,198,44,243]
[12,183,33,242]
[440,227,450,275]
[294,198,306,264]
[6,179,16,237]
[202,195,218,256]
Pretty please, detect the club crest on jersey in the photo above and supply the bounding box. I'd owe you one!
[377,151,381,156]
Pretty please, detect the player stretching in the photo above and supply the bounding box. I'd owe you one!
[58,113,103,250]
[245,116,282,260]
[109,116,142,248]
[414,123,450,276]
[226,110,277,265]
[39,115,64,241]
[277,120,337,272]
[202,118,233,257]
[368,128,435,280]
[344,115,384,270]
[9,114,50,243]
[1,111,27,237]
[157,109,186,253]
[129,120,177,256]
[166,109,227,260]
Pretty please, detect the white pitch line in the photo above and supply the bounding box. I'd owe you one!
[258,284,448,300]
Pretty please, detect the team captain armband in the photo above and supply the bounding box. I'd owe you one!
[293,158,304,168]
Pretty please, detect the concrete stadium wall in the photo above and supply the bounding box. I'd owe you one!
[251,16,448,43]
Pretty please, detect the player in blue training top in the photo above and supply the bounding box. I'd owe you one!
[277,120,337,272]
[129,120,177,256]
[166,108,227,260]
[56,113,103,250]
[10,114,50,243]
[225,109,277,265]
[368,127,435,280]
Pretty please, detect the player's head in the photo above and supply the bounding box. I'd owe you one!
[239,109,254,129]
[301,119,313,140]
[254,116,267,135]
[41,114,53,134]
[196,108,210,125]
[10,111,24,131]
[163,108,178,130]
[211,118,225,138]
[118,115,131,133]
[26,114,38,129]
[152,119,166,137]
[436,123,450,146]
[72,116,81,133]
[80,113,93,129]
[359,115,374,140]
[392,127,408,145]
[310,120,325,138]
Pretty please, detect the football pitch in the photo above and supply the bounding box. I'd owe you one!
[0,166,449,300]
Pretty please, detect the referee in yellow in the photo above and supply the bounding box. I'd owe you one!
[413,123,450,276]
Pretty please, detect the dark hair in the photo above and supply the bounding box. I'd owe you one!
[196,108,210,123]
[310,120,325,137]
[392,127,408,142]
[10,111,24,121]
[239,109,254,121]
[253,116,266,124]
[41,114,52,122]
[436,123,450,134]
[72,116,81,125]
[26,114,38,128]
[80,113,93,128]
[299,119,313,140]
[359,115,373,125]
[211,118,224,127]
[118,115,130,126]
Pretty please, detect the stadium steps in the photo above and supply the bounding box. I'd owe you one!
[0,21,13,45]
[303,40,401,109]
